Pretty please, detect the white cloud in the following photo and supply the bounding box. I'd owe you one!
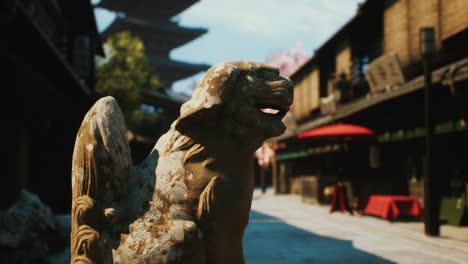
[179,0,363,37]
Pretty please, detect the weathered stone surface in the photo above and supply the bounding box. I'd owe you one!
[0,190,66,264]
[71,96,134,264]
[71,61,293,263]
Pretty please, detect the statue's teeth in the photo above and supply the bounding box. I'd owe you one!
[260,108,280,114]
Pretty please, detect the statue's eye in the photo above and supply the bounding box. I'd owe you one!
[258,70,278,81]
[246,75,256,82]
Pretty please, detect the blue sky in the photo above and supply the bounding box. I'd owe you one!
[94,0,364,94]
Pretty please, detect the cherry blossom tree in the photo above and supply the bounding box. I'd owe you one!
[265,42,311,77]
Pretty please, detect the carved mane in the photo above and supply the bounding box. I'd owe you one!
[155,129,205,165]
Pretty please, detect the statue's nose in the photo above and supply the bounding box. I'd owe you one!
[268,79,294,102]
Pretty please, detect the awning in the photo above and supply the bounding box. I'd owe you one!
[297,123,376,141]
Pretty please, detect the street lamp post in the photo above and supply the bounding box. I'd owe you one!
[420,27,440,237]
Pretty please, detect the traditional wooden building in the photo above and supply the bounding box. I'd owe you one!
[4,0,103,212]
[275,0,468,225]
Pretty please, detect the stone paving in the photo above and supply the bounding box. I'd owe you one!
[243,189,468,264]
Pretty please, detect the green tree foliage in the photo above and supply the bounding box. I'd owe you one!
[96,31,161,132]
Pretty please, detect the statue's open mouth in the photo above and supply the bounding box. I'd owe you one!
[256,103,288,119]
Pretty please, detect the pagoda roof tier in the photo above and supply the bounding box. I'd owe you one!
[102,16,207,52]
[97,0,199,20]
[148,56,210,87]
[141,88,190,109]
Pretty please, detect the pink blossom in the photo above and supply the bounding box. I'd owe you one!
[265,42,311,77]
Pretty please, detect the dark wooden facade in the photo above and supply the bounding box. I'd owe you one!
[3,0,103,213]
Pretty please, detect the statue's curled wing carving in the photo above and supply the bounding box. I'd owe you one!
[70,96,157,263]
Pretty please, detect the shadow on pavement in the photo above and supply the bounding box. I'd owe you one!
[244,211,396,264]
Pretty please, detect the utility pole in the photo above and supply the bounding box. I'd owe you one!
[420,27,440,237]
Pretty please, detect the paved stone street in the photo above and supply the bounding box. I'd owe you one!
[243,189,468,264]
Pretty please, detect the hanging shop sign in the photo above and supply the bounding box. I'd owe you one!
[365,52,405,93]
[320,95,336,115]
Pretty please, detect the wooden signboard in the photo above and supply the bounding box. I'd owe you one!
[365,53,405,93]
[320,95,336,115]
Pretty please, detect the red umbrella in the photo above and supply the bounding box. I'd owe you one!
[297,123,375,141]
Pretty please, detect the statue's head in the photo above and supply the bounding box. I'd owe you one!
[175,61,293,150]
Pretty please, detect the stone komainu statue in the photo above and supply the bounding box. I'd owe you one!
[71,61,293,264]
